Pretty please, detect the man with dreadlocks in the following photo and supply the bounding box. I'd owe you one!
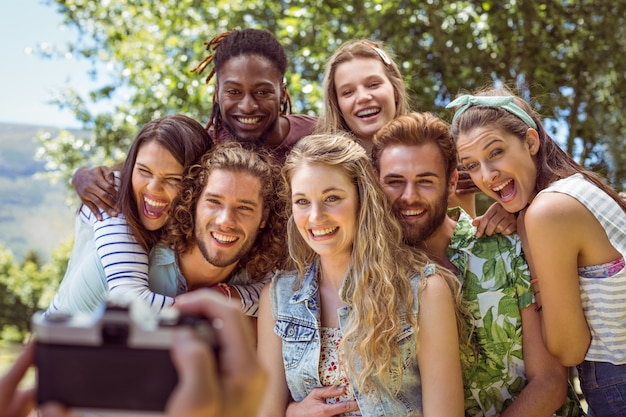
[72,28,316,220]
[191,28,316,162]
[67,29,312,318]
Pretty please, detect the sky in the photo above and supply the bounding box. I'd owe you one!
[0,0,108,129]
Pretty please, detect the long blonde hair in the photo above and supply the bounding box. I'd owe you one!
[282,133,463,395]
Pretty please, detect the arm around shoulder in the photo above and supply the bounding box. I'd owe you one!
[72,165,119,219]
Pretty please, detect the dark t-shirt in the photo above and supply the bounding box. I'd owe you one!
[211,114,317,164]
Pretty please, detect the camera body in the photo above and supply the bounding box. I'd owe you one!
[33,298,216,417]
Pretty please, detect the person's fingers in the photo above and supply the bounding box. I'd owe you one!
[82,191,119,218]
[455,184,481,195]
[174,291,256,373]
[166,328,219,416]
[0,342,34,393]
[38,402,77,417]
[472,216,486,238]
[100,202,119,218]
[312,385,347,399]
[171,328,218,393]
[102,167,117,186]
[495,218,517,235]
[455,166,479,195]
[484,217,499,237]
[287,387,357,417]
[97,185,120,208]
[476,215,515,237]
[4,388,35,417]
[82,200,103,221]
[327,399,360,415]
[74,166,119,217]
[173,291,266,417]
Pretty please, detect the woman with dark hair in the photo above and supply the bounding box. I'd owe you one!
[449,87,626,416]
[47,114,212,313]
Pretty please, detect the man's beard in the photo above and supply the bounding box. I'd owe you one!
[400,192,448,246]
[224,117,276,146]
[195,226,259,268]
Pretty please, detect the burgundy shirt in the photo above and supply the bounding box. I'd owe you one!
[211,114,317,164]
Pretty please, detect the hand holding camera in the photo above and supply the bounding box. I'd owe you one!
[1,291,265,417]
[34,295,218,416]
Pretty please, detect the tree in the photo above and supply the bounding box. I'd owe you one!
[0,241,70,341]
[0,248,32,340]
[36,0,626,190]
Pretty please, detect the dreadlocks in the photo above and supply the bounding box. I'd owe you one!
[191,28,293,132]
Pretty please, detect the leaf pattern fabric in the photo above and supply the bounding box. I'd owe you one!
[447,208,585,417]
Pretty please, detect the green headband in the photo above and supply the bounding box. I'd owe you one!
[446,95,538,129]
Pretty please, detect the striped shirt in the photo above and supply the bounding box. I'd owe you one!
[47,205,174,314]
[48,208,267,316]
[539,173,626,364]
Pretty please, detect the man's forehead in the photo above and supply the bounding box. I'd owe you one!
[379,143,445,174]
[380,143,421,165]
[205,168,263,195]
[217,54,283,84]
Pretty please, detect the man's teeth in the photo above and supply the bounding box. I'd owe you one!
[492,179,512,192]
[212,232,237,243]
[238,117,260,124]
[402,209,424,216]
[311,227,337,237]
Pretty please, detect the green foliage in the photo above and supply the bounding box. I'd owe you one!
[0,240,71,342]
[35,0,626,190]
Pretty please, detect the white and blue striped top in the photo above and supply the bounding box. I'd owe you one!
[539,173,626,364]
[47,206,266,315]
[47,205,173,314]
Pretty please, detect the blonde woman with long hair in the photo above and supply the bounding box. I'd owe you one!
[257,133,464,417]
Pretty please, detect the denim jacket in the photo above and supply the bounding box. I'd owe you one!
[270,259,429,417]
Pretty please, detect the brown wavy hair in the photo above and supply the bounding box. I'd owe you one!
[117,114,213,251]
[372,111,457,182]
[164,142,287,280]
[449,86,626,212]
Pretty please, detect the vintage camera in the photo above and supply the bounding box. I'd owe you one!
[32,298,216,417]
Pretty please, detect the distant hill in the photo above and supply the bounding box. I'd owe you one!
[0,123,76,261]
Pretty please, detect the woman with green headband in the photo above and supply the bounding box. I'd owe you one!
[448,86,626,417]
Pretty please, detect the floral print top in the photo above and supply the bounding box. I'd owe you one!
[319,327,361,416]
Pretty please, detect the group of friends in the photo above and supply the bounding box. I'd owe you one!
[2,27,625,417]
